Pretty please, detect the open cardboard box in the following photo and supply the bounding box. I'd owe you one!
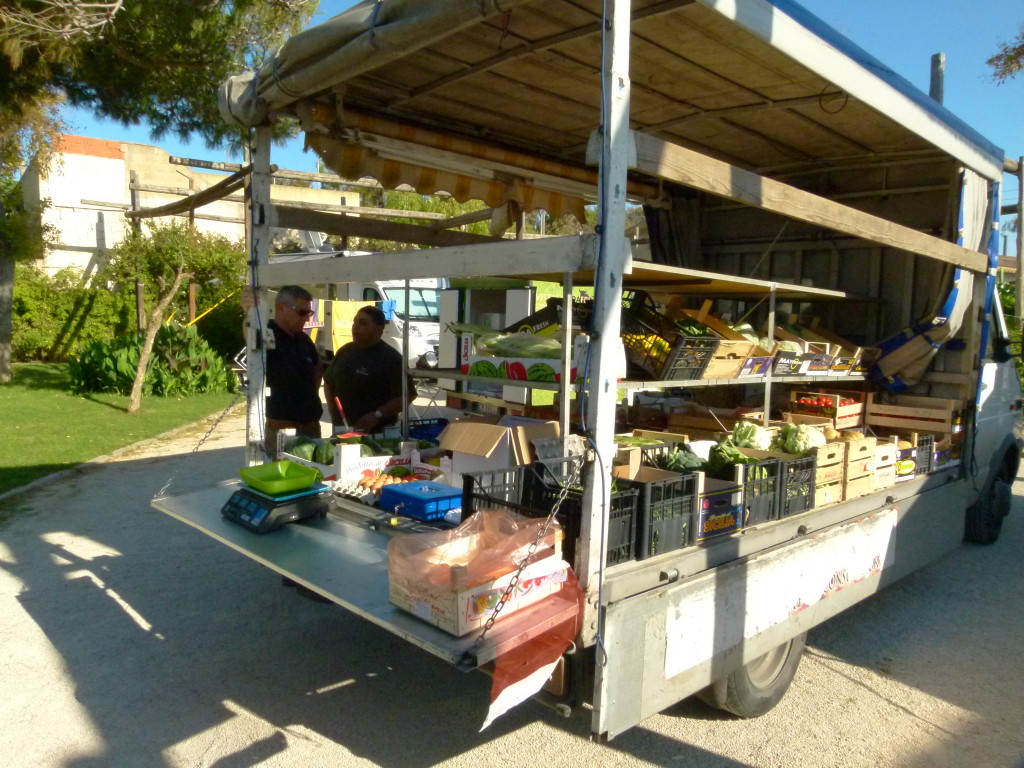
[437,414,560,488]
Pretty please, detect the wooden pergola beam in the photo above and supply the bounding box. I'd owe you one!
[271,204,501,248]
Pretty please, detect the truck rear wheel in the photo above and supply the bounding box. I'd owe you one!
[964,471,1012,545]
[698,632,806,718]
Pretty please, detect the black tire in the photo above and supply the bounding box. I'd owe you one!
[964,473,1012,545]
[697,632,806,718]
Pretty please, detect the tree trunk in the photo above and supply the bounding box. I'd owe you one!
[0,251,14,385]
[127,267,187,413]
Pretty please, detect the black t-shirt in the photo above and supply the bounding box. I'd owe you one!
[325,340,413,427]
[265,320,322,423]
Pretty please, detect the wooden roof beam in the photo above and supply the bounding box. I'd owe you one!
[389,0,694,106]
[629,131,987,271]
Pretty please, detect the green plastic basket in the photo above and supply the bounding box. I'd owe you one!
[239,460,322,496]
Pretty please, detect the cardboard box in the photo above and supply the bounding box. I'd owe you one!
[437,415,559,488]
[389,554,570,637]
[697,477,742,541]
[459,332,587,382]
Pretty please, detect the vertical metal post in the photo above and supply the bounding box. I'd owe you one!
[245,126,274,467]
[1016,158,1023,328]
[402,278,411,439]
[579,0,631,635]
[763,285,777,423]
[929,52,945,104]
[560,273,574,448]
[129,171,146,332]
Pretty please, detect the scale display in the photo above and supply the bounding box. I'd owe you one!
[221,483,331,533]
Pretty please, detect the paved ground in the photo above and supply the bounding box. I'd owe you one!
[1,408,1022,768]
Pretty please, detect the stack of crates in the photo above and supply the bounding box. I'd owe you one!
[872,439,898,491]
[620,290,718,380]
[812,442,846,507]
[461,457,639,567]
[842,435,878,499]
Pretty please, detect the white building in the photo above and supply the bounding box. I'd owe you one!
[21,134,359,277]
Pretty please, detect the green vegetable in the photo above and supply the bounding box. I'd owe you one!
[655,449,705,473]
[731,420,772,450]
[283,436,317,461]
[704,439,760,480]
[614,434,664,447]
[479,332,563,359]
[676,318,714,337]
[312,438,334,465]
[772,423,826,455]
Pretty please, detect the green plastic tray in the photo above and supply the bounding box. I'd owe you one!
[239,460,322,496]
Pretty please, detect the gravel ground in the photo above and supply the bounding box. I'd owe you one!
[1,408,1022,768]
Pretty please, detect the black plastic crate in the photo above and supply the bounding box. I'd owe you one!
[620,291,717,381]
[916,435,935,474]
[619,471,699,559]
[738,459,781,527]
[462,457,639,566]
[778,454,817,517]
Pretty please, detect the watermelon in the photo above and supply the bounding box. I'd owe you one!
[283,436,317,461]
[312,438,334,465]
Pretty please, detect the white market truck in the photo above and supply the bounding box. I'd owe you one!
[154,0,1023,740]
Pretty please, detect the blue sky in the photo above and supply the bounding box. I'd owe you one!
[62,0,1024,210]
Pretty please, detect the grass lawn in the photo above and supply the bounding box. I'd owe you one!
[0,363,238,496]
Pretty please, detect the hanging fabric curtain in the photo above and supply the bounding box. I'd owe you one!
[872,168,991,391]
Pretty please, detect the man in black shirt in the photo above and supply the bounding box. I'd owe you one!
[258,285,324,454]
[324,305,416,433]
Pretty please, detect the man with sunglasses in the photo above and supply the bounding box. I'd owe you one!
[261,285,324,455]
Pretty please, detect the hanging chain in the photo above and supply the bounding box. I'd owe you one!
[458,456,584,668]
[153,391,245,499]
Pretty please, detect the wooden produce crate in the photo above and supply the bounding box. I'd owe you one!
[865,394,966,434]
[810,441,846,468]
[843,473,875,499]
[814,460,845,486]
[814,481,844,507]
[789,390,866,430]
[872,437,898,491]
[773,325,835,375]
[667,300,773,380]
[843,435,878,479]
[666,405,770,438]
[799,320,880,376]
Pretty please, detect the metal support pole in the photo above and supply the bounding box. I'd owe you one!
[245,126,274,467]
[402,278,411,439]
[1016,158,1023,329]
[579,0,632,631]
[560,273,574,448]
[763,286,777,423]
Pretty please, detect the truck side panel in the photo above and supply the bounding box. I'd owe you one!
[594,480,968,740]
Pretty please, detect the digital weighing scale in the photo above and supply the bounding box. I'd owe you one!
[221,483,332,533]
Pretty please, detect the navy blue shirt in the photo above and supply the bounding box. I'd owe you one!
[325,340,411,427]
[265,320,321,423]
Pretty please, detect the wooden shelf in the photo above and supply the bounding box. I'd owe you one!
[618,374,867,390]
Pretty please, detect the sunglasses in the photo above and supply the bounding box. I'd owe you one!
[285,303,314,318]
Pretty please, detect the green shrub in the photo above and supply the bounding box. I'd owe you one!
[69,324,237,396]
[13,263,133,362]
[194,295,245,360]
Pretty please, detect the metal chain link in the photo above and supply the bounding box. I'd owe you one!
[460,456,584,667]
[153,391,245,499]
